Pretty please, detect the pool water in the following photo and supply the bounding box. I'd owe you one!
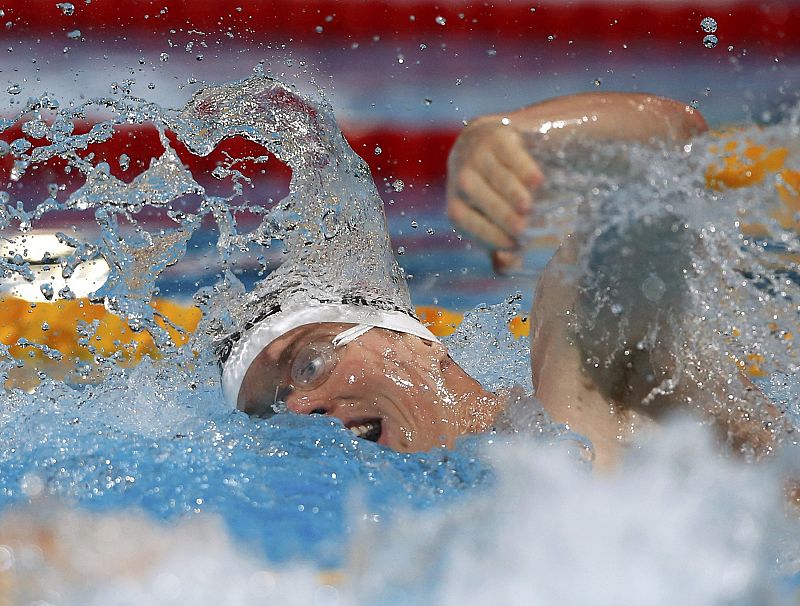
[0,73,799,606]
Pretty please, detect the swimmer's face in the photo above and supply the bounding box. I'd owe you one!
[237,322,475,452]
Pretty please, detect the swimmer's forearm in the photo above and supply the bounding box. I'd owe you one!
[471,92,707,146]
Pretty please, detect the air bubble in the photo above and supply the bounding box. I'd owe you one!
[66,29,81,39]
[700,17,717,33]
[160,52,169,62]
[396,246,405,255]
[435,16,446,25]
[392,179,404,192]
[703,35,718,49]
[118,153,130,171]
[374,146,381,155]
[6,83,21,95]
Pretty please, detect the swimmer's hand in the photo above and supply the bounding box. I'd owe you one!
[446,93,707,275]
[446,116,544,274]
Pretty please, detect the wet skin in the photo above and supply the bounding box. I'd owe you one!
[237,322,500,452]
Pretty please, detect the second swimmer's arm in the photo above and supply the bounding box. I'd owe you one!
[446,92,707,272]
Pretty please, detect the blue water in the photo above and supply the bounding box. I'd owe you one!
[1,73,799,603]
[0,317,525,569]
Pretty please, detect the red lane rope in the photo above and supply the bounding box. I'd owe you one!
[0,121,458,193]
[4,1,798,49]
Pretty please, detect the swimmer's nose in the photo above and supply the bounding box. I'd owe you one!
[283,391,331,417]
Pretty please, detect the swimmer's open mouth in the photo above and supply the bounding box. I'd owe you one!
[347,419,382,442]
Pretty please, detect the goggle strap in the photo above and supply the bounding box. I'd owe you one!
[331,324,374,348]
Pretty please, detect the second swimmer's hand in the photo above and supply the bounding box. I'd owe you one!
[446,117,544,273]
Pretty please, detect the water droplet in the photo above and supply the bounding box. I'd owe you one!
[486,48,497,56]
[0,545,14,572]
[56,2,74,15]
[455,78,462,86]
[392,179,404,192]
[373,146,381,155]
[315,25,323,33]
[593,78,602,87]
[410,220,418,228]
[700,17,717,33]
[10,138,31,155]
[423,98,432,106]
[396,246,405,255]
[703,34,718,49]
[690,99,699,109]
[41,321,49,331]
[426,228,435,235]
[20,473,44,497]
[66,29,81,39]
[118,153,130,171]
[40,283,55,300]
[21,119,47,139]
[159,52,169,62]
[419,43,427,50]
[6,83,20,95]
[435,15,446,25]
[147,82,156,90]
[641,274,666,302]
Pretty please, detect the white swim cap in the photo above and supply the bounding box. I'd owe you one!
[220,301,437,408]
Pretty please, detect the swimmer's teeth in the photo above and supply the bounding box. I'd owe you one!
[350,420,381,442]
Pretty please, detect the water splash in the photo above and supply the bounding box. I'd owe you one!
[0,75,799,603]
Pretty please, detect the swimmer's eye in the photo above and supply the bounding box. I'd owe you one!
[290,343,336,389]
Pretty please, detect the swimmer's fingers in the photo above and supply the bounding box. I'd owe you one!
[447,193,518,250]
[447,121,545,252]
[450,168,529,244]
[491,249,524,275]
[477,151,535,215]
[493,129,545,194]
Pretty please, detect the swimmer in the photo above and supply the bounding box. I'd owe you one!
[220,92,783,468]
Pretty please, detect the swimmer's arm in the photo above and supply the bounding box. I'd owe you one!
[446,92,707,272]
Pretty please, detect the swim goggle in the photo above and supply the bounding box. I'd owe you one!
[238,324,374,418]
